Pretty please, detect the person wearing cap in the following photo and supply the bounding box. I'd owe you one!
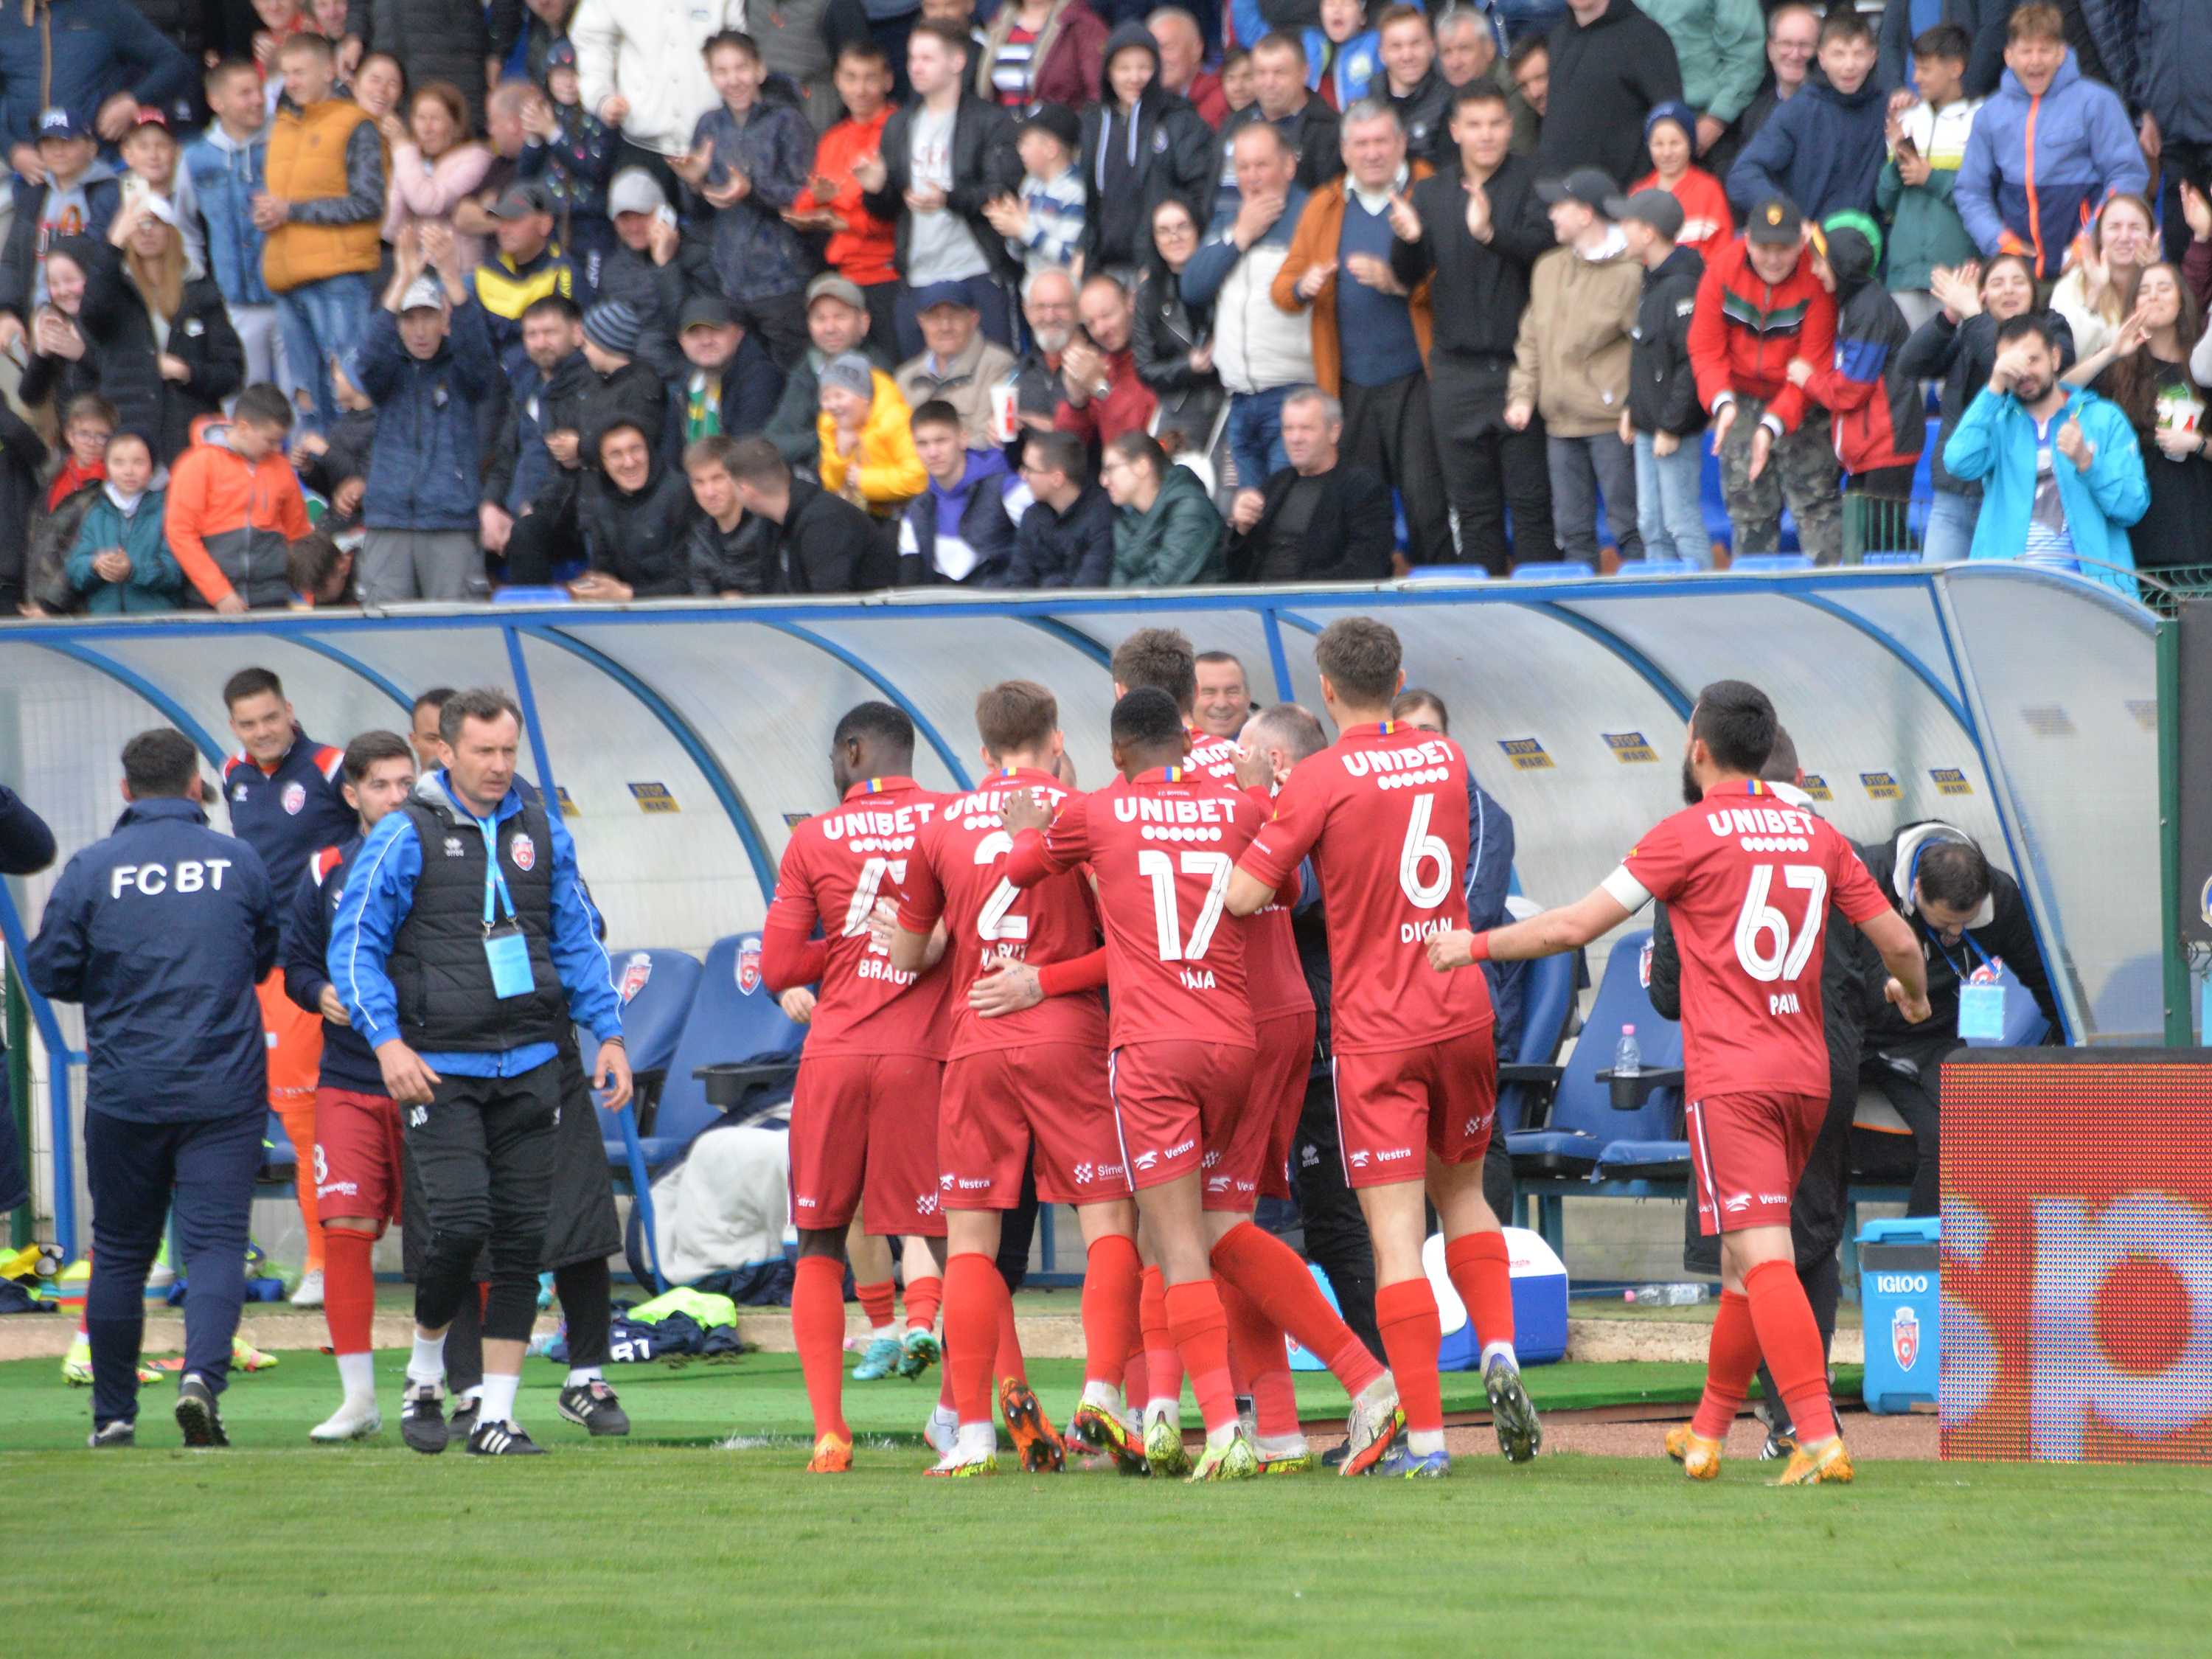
[1686,195,1843,560]
[895,280,1020,453]
[1638,0,1764,164]
[766,272,897,468]
[980,102,1085,278]
[1533,0,1682,189]
[595,166,717,380]
[671,292,788,448]
[0,107,122,358]
[73,192,244,465]
[670,28,820,373]
[1615,184,1709,566]
[785,42,901,349]
[1274,97,1450,562]
[1388,80,1554,572]
[1503,164,1643,564]
[1627,100,1728,257]
[353,222,502,603]
[0,1,195,176]
[816,347,926,515]
[517,39,622,271]
[1727,5,1887,224]
[573,296,669,459]
[467,181,581,373]
[1077,22,1216,275]
[118,108,207,278]
[1793,213,1924,516]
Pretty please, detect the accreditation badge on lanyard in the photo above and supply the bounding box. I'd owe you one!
[479,817,534,999]
[1930,922,2006,1041]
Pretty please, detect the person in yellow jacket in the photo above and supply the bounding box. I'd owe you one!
[254,32,383,434]
[816,352,925,518]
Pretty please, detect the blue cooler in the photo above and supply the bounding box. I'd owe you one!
[1859,1216,1940,1413]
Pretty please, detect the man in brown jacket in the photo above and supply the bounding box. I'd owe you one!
[1506,166,1644,564]
[1272,98,1449,563]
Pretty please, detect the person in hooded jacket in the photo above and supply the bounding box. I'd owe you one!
[1615,185,1707,566]
[1726,7,1887,223]
[896,397,1026,582]
[1798,212,1923,508]
[1078,22,1218,275]
[76,198,244,466]
[571,417,702,597]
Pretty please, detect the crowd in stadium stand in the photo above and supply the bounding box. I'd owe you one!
[0,0,2204,612]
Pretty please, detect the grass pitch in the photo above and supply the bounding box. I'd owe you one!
[2,1350,2205,1658]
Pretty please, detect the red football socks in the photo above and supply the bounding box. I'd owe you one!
[1745,1259,1839,1443]
[1082,1233,1142,1387]
[1220,1278,1299,1439]
[1210,1220,1385,1397]
[1163,1278,1239,1435]
[942,1251,999,1427]
[1140,1264,1185,1405]
[321,1228,375,1357]
[1443,1231,1516,1355]
[1123,1333,1149,1406]
[1375,1277,1445,1435]
[994,1270,1026,1385]
[791,1255,850,1441]
[903,1273,942,1335]
[855,1276,896,1332]
[1691,1289,1761,1440]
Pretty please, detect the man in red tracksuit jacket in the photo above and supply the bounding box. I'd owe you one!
[1687,196,1842,562]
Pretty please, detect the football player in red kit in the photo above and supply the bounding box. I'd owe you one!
[761,703,956,1475]
[891,681,1143,1477]
[1226,618,1535,1477]
[1428,679,1930,1485]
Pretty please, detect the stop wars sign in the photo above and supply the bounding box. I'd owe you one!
[1941,1051,2212,1464]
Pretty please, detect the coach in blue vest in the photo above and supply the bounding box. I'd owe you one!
[28,728,279,1449]
[328,686,628,1456]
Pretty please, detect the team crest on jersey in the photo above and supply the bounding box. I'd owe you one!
[1893,1304,1920,1371]
[736,938,763,995]
[618,952,653,1003]
[281,781,306,815]
[509,832,536,872]
[232,782,248,802]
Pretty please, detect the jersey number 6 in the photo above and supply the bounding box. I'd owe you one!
[1399,793,1451,909]
[1735,863,1829,984]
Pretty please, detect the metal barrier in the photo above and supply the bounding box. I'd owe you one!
[0,562,2163,1255]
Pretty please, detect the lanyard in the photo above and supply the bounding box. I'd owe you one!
[478,815,516,932]
[1917,914,1991,983]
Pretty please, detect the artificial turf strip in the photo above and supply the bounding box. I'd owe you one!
[0,1352,1865,1452]
[6,1444,2205,1658]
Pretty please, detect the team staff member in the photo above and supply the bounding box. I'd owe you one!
[220,667,355,1310]
[30,728,279,1449]
[330,687,630,1458]
[1432,679,1930,1487]
[282,730,420,1444]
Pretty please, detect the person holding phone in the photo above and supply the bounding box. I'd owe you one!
[1876,22,1981,333]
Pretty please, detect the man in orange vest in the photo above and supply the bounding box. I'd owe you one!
[253,32,383,433]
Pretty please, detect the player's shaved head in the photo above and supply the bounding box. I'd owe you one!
[1110,626,1198,715]
[976,680,1059,760]
[1110,686,1188,774]
[1313,616,1403,707]
[831,700,916,792]
[1688,680,1776,776]
[1759,724,1800,784]
[1246,701,1328,762]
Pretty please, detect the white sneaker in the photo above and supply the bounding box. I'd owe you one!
[291,1269,325,1308]
[924,1402,959,1455]
[309,1395,382,1442]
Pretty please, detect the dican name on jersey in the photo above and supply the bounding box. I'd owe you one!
[108,858,237,897]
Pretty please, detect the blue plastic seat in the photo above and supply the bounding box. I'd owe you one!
[1495,947,1579,1135]
[601,947,703,1080]
[1861,552,1923,566]
[490,585,573,604]
[1617,558,1700,575]
[1506,928,1686,1178]
[1399,565,1490,584]
[1730,553,1813,573]
[1509,560,1596,581]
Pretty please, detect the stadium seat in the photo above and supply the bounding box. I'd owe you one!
[1399,565,1490,584]
[602,948,705,1088]
[1861,552,1923,566]
[1506,928,1686,1179]
[1509,561,1596,581]
[1617,558,1700,575]
[1495,945,1581,1135]
[490,585,573,604]
[1730,554,1813,573]
[620,931,807,1169]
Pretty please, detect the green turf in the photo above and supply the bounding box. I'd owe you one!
[1,1356,2202,1659]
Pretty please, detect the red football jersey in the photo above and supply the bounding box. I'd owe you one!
[897,767,1109,1059]
[1237,787,1314,1023]
[1185,727,1242,785]
[1609,779,1890,1099]
[1239,720,1492,1054]
[764,776,956,1058]
[1006,766,1259,1051]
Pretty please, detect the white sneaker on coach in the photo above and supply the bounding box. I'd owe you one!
[291,1269,325,1308]
[309,1396,383,1442]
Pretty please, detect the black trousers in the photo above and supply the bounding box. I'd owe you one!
[1860,1033,1956,1219]
[404,1059,561,1344]
[1341,369,1453,565]
[734,291,813,374]
[1288,1071,1381,1360]
[1428,355,1556,572]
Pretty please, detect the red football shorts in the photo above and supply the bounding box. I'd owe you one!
[256,970,323,1107]
[1107,1040,1255,1194]
[313,1085,403,1229]
[788,1051,947,1237]
[1329,1026,1498,1190]
[1686,1091,1825,1235]
[1242,1011,1316,1205]
[939,1043,1132,1208]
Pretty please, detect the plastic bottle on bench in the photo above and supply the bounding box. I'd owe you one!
[1624,1284,1711,1307]
[1613,1024,1641,1076]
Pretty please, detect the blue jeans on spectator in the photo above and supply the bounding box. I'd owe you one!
[1547,432,1641,563]
[277,271,375,432]
[1921,488,1979,563]
[1634,431,1708,566]
[1228,386,1292,493]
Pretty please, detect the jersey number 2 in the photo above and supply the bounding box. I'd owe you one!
[973,831,1029,942]
[1735,863,1829,983]
[1137,849,1232,961]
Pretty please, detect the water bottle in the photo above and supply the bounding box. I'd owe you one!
[1613,1024,1641,1076]
[1624,1283,1711,1307]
